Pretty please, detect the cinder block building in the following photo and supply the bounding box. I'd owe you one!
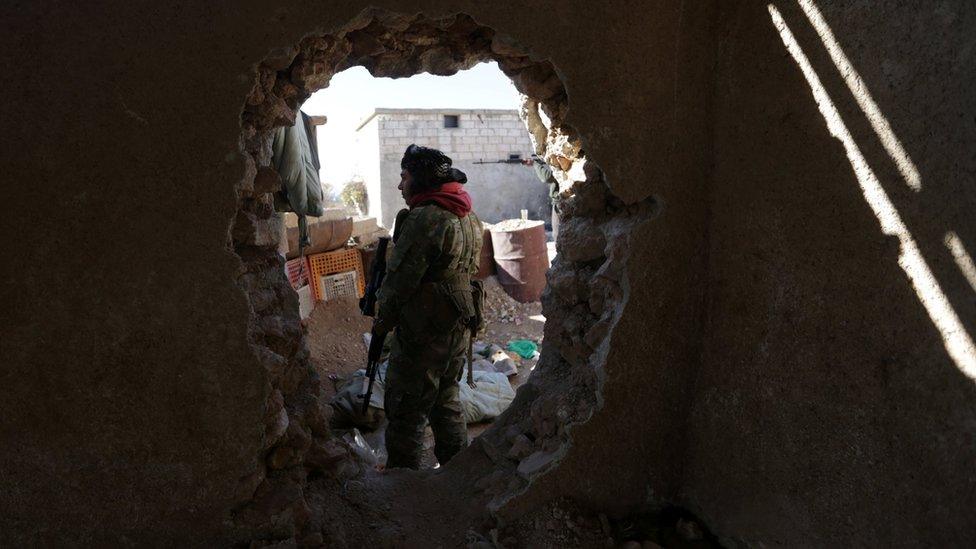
[354,108,549,229]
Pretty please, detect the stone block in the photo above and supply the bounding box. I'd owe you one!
[517,450,558,478]
[233,210,284,247]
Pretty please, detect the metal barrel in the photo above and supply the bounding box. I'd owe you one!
[489,221,549,303]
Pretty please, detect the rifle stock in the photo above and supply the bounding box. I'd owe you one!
[473,158,525,164]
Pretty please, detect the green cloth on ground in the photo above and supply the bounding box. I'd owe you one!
[507,339,538,359]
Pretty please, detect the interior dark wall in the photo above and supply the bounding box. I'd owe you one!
[497,1,976,547]
[680,2,976,546]
[0,0,973,546]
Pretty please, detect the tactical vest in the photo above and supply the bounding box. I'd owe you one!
[386,205,483,337]
[421,211,481,322]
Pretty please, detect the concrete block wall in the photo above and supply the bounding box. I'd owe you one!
[358,109,548,228]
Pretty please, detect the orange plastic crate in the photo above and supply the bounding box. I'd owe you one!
[307,247,365,301]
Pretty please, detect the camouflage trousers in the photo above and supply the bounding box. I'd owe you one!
[384,322,469,469]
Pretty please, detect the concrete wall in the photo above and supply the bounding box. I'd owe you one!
[355,117,382,218]
[1,0,974,546]
[360,109,548,228]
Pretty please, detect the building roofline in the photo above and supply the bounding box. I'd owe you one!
[354,107,520,131]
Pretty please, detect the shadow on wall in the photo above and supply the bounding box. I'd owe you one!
[769,1,975,379]
[671,2,976,546]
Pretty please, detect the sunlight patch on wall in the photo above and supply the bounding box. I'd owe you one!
[945,232,976,294]
[797,0,922,192]
[768,4,976,378]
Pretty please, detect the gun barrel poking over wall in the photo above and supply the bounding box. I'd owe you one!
[473,158,525,164]
[359,236,391,414]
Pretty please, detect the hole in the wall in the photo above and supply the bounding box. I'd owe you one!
[297,62,555,469]
[230,8,657,544]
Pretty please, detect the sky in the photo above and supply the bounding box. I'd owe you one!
[300,61,521,187]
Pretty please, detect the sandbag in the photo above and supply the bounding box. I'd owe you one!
[458,369,516,424]
[329,363,387,431]
[328,361,515,429]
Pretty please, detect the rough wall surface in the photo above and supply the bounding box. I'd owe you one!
[0,1,973,546]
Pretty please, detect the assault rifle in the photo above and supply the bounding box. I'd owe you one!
[359,236,391,415]
[473,157,527,165]
[360,326,387,414]
[359,236,390,317]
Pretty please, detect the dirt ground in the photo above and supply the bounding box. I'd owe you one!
[303,275,545,463]
[304,296,374,407]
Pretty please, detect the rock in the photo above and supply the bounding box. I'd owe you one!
[233,209,284,247]
[304,439,348,471]
[253,166,282,194]
[255,346,288,380]
[620,542,641,549]
[250,289,277,313]
[641,541,664,549]
[557,217,606,263]
[676,518,703,541]
[584,316,614,349]
[490,34,526,57]
[263,46,299,71]
[236,467,266,503]
[284,420,312,452]
[507,434,536,460]
[503,424,523,443]
[517,450,558,478]
[267,405,289,443]
[268,445,297,469]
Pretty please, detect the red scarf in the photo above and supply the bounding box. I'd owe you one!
[407,182,472,217]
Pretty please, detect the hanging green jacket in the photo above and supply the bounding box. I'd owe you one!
[272,111,323,248]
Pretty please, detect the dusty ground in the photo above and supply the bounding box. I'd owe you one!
[303,276,545,463]
[305,296,374,408]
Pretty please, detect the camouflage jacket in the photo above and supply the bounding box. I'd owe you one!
[376,204,483,337]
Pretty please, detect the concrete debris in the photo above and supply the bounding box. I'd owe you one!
[506,434,536,461]
[676,518,704,542]
[517,449,559,478]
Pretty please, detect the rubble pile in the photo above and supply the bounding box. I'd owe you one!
[482,275,538,326]
[491,218,545,232]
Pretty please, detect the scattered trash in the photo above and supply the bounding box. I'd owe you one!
[507,339,538,359]
[340,427,385,466]
[473,341,518,376]
[329,358,516,429]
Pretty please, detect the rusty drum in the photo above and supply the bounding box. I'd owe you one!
[489,220,549,303]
